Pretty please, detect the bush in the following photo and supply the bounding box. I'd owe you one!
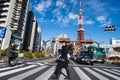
[20,50,25,53]
[1,49,8,56]
[39,52,45,57]
[24,52,33,58]
[32,52,45,58]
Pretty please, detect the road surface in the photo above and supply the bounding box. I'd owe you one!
[0,57,120,80]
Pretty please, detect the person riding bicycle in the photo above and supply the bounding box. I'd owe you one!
[7,41,16,66]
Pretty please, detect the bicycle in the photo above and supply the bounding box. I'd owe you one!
[14,51,26,66]
[5,51,26,67]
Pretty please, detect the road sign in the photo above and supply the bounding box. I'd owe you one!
[0,27,6,38]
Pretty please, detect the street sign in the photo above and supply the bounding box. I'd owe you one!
[0,27,6,38]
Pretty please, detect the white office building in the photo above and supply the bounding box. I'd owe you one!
[0,0,29,50]
[110,38,120,47]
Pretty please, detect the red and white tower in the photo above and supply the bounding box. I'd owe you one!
[77,0,84,41]
[76,0,93,47]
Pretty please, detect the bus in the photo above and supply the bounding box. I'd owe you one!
[80,46,106,63]
[88,46,106,63]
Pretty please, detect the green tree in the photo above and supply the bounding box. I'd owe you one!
[67,44,74,55]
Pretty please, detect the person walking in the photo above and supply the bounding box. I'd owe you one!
[7,41,16,66]
[52,42,70,79]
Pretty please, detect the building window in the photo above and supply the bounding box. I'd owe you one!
[0,15,7,18]
[0,10,8,13]
[0,21,5,24]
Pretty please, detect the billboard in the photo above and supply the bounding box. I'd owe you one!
[0,27,6,38]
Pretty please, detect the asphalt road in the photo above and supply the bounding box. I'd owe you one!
[0,57,120,80]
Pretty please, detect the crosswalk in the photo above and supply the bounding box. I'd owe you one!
[0,64,120,80]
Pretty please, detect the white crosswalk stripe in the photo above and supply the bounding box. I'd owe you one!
[103,69,120,76]
[0,64,120,80]
[35,66,55,80]
[8,66,47,80]
[0,65,37,77]
[84,67,109,80]
[111,69,120,73]
[0,66,18,71]
[74,67,91,80]
[93,68,120,80]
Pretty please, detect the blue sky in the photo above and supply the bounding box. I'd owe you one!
[30,0,120,44]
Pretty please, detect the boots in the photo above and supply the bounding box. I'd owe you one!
[65,67,70,79]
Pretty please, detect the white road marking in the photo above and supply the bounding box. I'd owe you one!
[74,67,91,80]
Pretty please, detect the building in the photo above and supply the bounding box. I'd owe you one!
[51,33,70,55]
[22,11,41,52]
[0,0,29,50]
[110,38,120,47]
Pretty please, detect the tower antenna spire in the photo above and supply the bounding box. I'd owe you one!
[77,0,84,41]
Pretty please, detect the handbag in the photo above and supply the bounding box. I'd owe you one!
[56,58,65,63]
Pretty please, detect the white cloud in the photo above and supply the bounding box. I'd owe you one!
[34,0,78,27]
[70,0,78,5]
[46,1,52,8]
[68,12,78,20]
[84,20,94,25]
[52,8,61,16]
[96,16,106,23]
[56,0,66,9]
[96,16,112,27]
[34,1,44,12]
[56,0,63,7]
[84,0,107,13]
[34,1,52,12]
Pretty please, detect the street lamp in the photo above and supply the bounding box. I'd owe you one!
[55,38,58,55]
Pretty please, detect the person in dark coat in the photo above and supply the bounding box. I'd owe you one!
[52,42,70,79]
[7,41,16,66]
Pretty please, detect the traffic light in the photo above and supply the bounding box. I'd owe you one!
[104,25,116,32]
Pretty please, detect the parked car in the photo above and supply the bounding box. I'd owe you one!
[76,54,94,65]
[70,54,78,61]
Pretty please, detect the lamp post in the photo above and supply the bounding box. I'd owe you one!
[55,38,58,55]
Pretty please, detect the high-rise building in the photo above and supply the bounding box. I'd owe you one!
[29,16,41,52]
[0,0,29,50]
[23,11,41,52]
